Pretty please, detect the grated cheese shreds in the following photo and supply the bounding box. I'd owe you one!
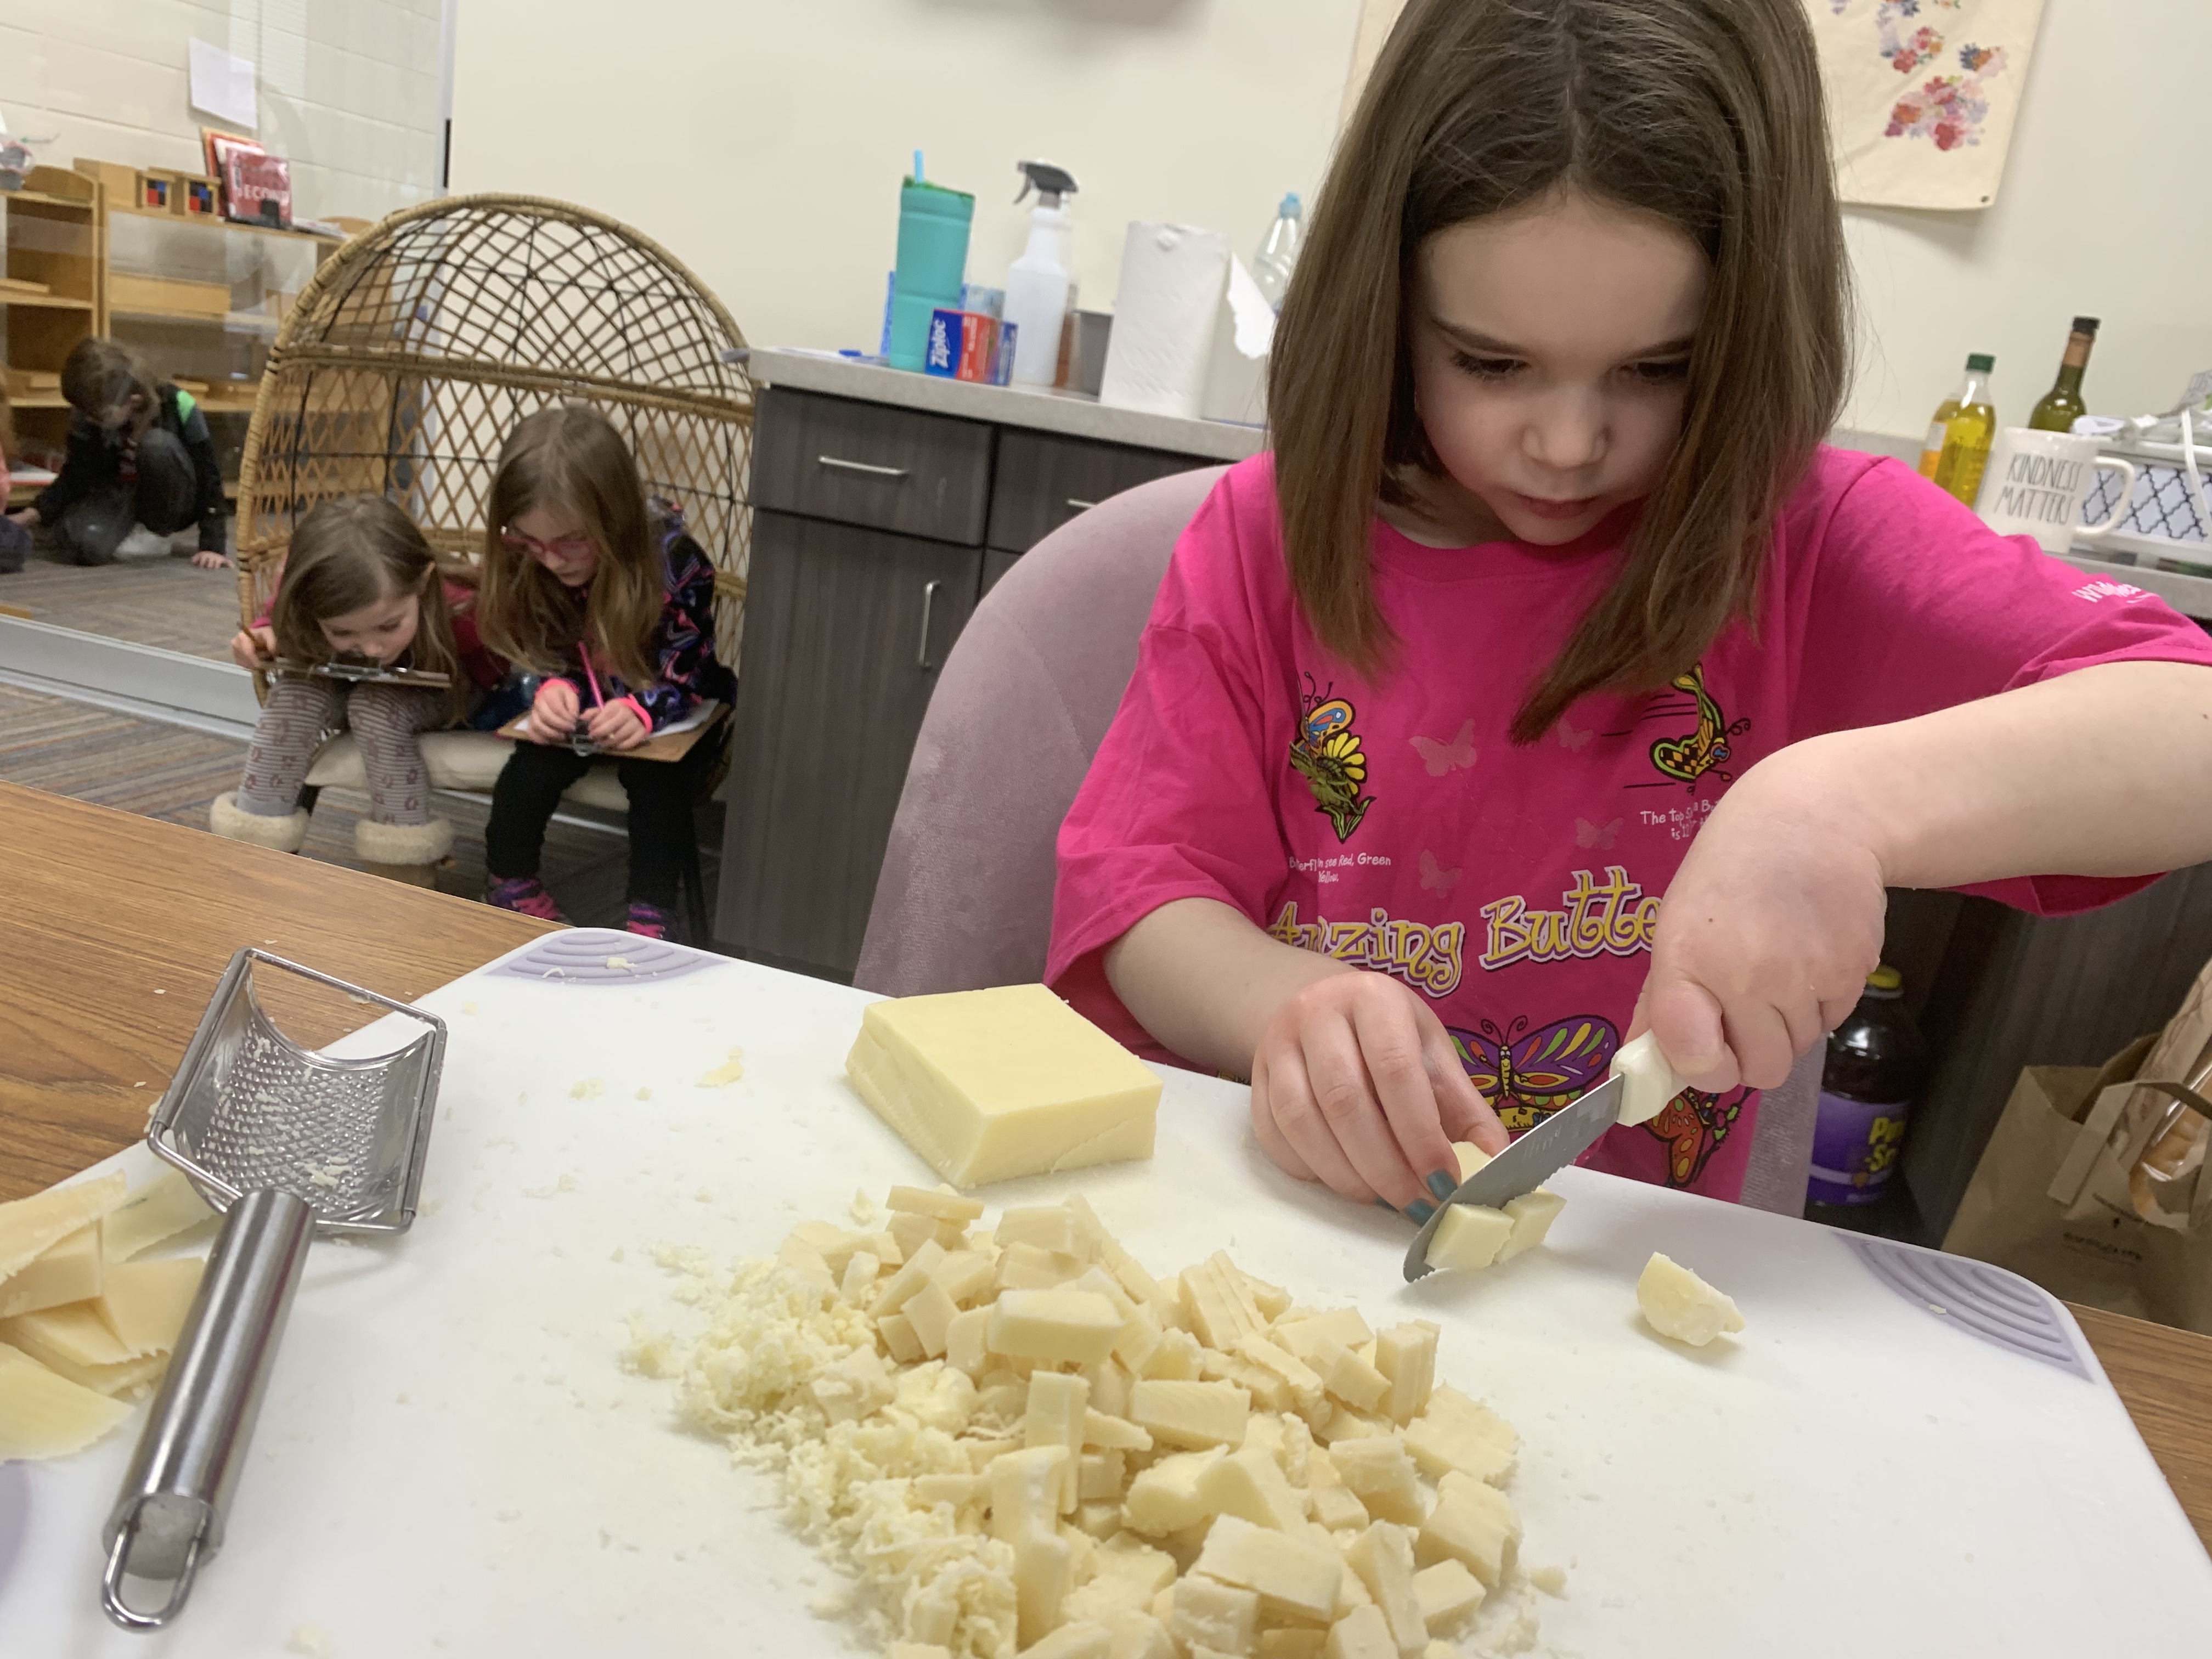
[628,1193,1556,1659]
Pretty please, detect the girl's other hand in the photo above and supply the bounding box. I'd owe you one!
[5,507,36,527]
[1249,971,1508,1215]
[584,701,646,752]
[527,678,580,744]
[190,550,229,572]
[1639,749,1885,1095]
[228,626,276,670]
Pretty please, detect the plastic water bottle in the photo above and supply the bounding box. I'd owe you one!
[1251,194,1304,313]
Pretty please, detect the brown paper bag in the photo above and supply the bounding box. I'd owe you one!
[1943,1035,2212,1332]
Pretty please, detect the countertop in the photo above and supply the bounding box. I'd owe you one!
[743,346,1268,462]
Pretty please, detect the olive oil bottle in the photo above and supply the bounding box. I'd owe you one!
[2029,315,2101,433]
[1929,354,1998,506]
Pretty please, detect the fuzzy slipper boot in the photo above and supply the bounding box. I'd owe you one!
[356,817,453,888]
[210,790,311,853]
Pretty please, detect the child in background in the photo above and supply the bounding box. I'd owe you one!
[474,405,733,939]
[3,340,229,569]
[215,495,503,883]
[1052,0,2212,1220]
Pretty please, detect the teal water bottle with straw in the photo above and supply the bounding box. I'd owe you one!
[889,151,974,371]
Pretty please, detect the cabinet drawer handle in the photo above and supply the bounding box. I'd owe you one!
[917,579,944,670]
[818,455,910,480]
[1065,497,1099,512]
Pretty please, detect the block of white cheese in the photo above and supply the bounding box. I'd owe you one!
[101,1170,216,1262]
[1637,1251,1745,1346]
[94,1257,206,1357]
[1609,1031,1684,1127]
[0,1170,127,1280]
[845,984,1161,1187]
[1492,1190,1567,1263]
[1424,1205,1512,1273]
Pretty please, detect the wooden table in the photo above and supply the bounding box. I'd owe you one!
[2,781,2208,1555]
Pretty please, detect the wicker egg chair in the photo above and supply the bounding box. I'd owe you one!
[232,193,754,928]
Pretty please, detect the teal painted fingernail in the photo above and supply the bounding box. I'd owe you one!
[1406,1200,1436,1224]
[1427,1169,1459,1203]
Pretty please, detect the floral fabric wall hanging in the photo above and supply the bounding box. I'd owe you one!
[1809,0,2049,210]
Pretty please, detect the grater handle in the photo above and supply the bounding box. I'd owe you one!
[100,1188,314,1629]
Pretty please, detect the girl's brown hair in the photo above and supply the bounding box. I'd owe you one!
[1270,0,1848,742]
[61,338,161,429]
[272,495,467,709]
[472,405,659,689]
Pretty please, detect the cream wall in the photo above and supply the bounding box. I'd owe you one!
[448,0,1363,362]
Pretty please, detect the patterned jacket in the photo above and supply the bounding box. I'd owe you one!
[546,505,734,731]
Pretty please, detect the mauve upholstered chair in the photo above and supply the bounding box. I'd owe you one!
[850,464,1819,1216]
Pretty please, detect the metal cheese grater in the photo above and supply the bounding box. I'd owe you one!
[100,949,445,1629]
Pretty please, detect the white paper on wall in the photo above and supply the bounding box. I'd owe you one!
[188,38,258,132]
[1809,0,2047,211]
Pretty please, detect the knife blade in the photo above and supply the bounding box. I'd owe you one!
[1402,1073,1626,1283]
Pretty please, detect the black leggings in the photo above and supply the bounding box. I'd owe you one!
[484,734,716,907]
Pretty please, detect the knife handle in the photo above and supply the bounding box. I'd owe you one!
[1610,1032,1686,1125]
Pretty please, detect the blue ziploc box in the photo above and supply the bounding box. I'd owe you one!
[986,320,1019,386]
[925,309,1006,381]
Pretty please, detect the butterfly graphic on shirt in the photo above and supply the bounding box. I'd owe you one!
[1556,716,1595,752]
[1409,720,1477,777]
[1630,664,1752,792]
[1418,850,1462,895]
[1575,816,1621,850]
[1644,1085,1748,1187]
[1289,677,1376,843]
[1448,1013,1621,1134]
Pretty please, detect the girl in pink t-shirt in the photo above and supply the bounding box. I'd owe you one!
[1049,0,2212,1220]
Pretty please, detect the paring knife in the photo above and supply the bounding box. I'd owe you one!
[1401,1032,1682,1283]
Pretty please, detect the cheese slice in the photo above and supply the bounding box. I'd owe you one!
[95,1257,206,1358]
[0,1340,131,1459]
[0,1222,103,1319]
[1636,1251,1746,1346]
[0,1171,128,1280]
[1191,1513,1344,1623]
[844,985,1161,1187]
[100,1170,217,1263]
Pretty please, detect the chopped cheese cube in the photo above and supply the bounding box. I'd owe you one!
[0,1222,103,1319]
[1610,1030,1683,1126]
[1168,1574,1260,1658]
[946,1307,991,1377]
[989,1290,1125,1366]
[1196,1444,1309,1532]
[1323,1604,1397,1659]
[100,1170,216,1262]
[845,985,1160,1186]
[1015,1528,1076,1648]
[1107,1610,1177,1659]
[91,1257,203,1357]
[0,1171,128,1280]
[1527,1564,1566,1596]
[841,1250,882,1306]
[1373,1324,1436,1427]
[1327,1438,1425,1527]
[1415,1477,1519,1587]
[1344,1522,1426,1656]
[872,1239,949,1317]
[1449,1143,1491,1182]
[1122,1447,1227,1536]
[1273,1310,1372,1364]
[1027,1370,1090,1512]
[1083,1408,1153,1452]
[1492,1190,1566,1263]
[887,1210,951,1258]
[879,1312,924,1364]
[888,1185,986,1223]
[998,1205,1084,1255]
[0,1340,131,1460]
[1023,1621,1112,1659]
[1259,1632,1329,1659]
[1141,1328,1203,1381]
[1310,1482,1370,1531]
[1403,1387,1517,1487]
[905,1278,960,1358]
[1423,1205,1512,1273]
[1311,1337,1390,1414]
[1191,1513,1345,1623]
[1411,1559,1487,1632]
[1078,1450,1126,1502]
[990,1443,1073,1542]
[1637,1252,1745,1346]
[930,1250,997,1307]
[1235,1334,1325,1414]
[1130,1379,1250,1449]
[1088,1357,1134,1419]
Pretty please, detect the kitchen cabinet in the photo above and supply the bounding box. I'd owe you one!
[715,356,1265,979]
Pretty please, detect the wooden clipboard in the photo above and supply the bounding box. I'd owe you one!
[495,701,727,764]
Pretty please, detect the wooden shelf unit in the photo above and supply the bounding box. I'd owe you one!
[2,167,105,478]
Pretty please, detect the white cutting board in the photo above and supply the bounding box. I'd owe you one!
[4,932,2209,1658]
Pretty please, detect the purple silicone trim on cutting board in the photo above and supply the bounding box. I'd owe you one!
[495,930,716,986]
[1839,1233,2090,1381]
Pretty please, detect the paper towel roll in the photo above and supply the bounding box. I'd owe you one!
[1098,222,1231,420]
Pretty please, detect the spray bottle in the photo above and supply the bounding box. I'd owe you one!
[1003,161,1079,388]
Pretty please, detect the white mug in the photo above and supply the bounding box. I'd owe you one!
[1974,427,2140,554]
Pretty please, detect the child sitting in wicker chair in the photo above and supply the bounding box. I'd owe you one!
[213,495,506,883]
[474,405,733,938]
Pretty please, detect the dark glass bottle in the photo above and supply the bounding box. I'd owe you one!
[1807,967,1928,1209]
[2029,316,2100,433]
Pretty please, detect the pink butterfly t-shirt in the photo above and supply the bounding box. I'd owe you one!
[1048,448,2212,1200]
